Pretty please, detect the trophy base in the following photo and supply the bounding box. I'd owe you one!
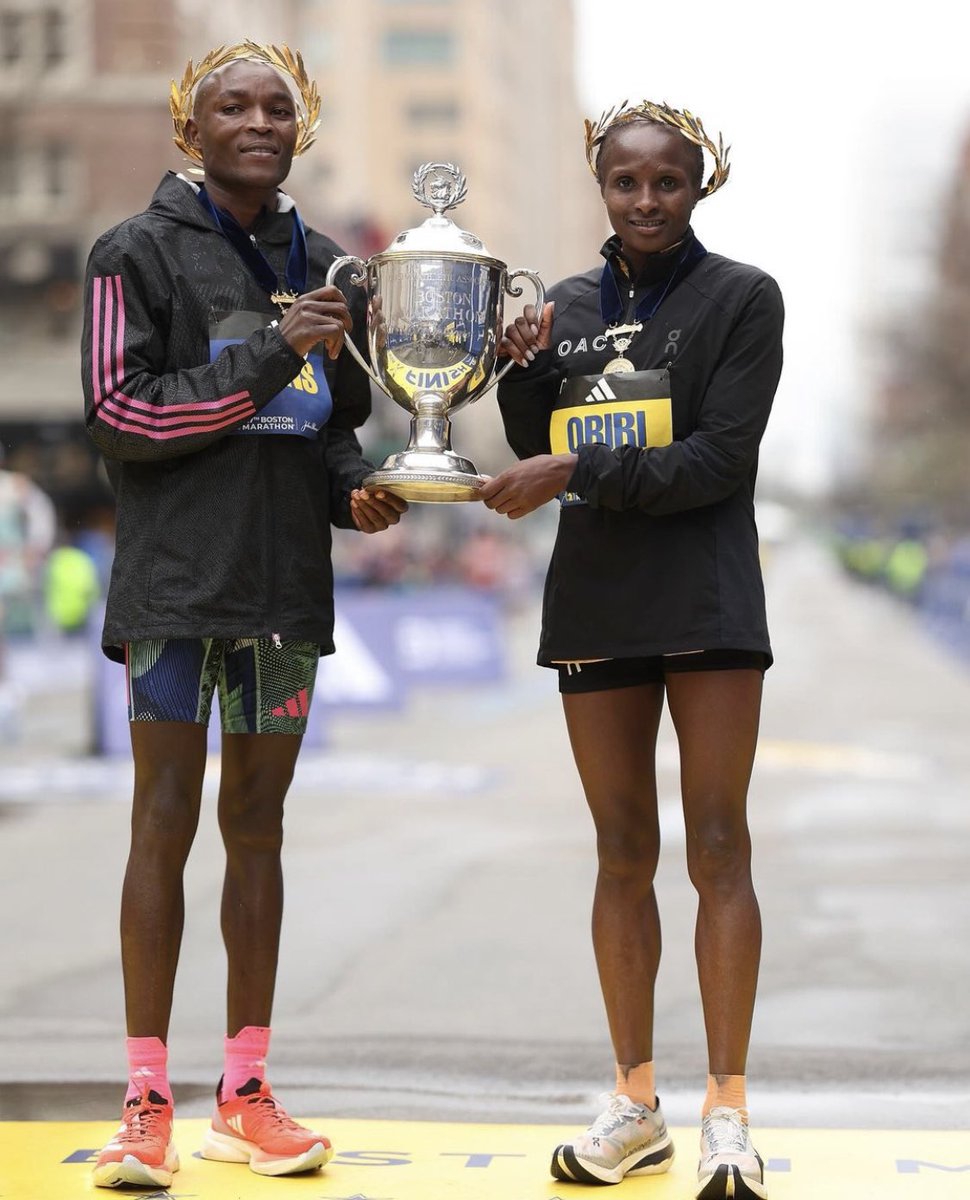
[363,446,486,503]
[362,467,485,503]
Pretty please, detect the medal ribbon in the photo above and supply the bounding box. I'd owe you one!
[599,233,708,328]
[196,185,309,301]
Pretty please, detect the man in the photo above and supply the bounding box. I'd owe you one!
[82,43,405,1188]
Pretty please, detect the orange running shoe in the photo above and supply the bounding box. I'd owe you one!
[92,1088,179,1189]
[200,1077,333,1176]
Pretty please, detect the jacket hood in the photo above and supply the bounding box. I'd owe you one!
[146,172,298,243]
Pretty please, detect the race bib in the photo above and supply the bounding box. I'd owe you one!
[551,369,672,506]
[209,310,333,439]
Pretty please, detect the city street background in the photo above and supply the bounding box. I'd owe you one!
[2,0,970,1161]
[1,521,968,1132]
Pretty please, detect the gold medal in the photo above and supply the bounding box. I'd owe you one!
[271,290,298,314]
[603,355,636,375]
[603,320,642,375]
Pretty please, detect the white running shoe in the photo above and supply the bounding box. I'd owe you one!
[696,1106,767,1199]
[551,1092,675,1185]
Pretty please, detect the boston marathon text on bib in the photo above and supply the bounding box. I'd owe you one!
[209,310,333,439]
[550,368,672,507]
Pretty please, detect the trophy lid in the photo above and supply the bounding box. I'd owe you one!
[377,162,499,261]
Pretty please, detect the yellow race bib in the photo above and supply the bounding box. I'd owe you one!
[551,370,672,505]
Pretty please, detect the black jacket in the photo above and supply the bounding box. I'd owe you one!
[497,233,784,667]
[82,172,373,660]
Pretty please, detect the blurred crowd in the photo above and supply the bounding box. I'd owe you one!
[0,458,551,650]
[0,454,554,746]
[9,448,970,666]
[0,457,112,646]
[833,513,970,663]
[330,503,548,599]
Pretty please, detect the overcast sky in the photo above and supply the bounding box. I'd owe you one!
[571,0,970,495]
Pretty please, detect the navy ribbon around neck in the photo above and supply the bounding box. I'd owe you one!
[196,185,308,300]
[599,233,708,327]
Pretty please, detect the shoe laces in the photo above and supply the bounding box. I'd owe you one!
[242,1089,306,1135]
[702,1106,749,1154]
[118,1093,170,1144]
[588,1093,640,1138]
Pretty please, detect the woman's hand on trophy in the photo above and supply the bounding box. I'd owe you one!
[279,286,354,359]
[498,301,555,367]
[480,453,577,519]
[350,487,409,533]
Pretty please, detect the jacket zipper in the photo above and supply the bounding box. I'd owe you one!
[254,227,283,651]
[263,437,280,648]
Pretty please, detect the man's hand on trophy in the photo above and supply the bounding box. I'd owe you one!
[499,301,555,367]
[350,487,410,533]
[480,453,577,520]
[279,286,354,359]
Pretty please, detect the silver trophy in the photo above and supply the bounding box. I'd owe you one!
[326,163,544,502]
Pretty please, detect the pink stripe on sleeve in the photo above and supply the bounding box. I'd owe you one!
[113,275,125,396]
[90,272,263,443]
[102,280,115,394]
[91,277,104,404]
[98,397,256,440]
[102,394,254,428]
[114,392,255,419]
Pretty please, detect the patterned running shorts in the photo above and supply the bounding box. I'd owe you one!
[125,638,320,734]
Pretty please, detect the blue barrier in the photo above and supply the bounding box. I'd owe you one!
[91,587,506,756]
[920,557,970,663]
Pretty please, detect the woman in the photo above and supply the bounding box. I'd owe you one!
[82,44,406,1189]
[481,101,782,1200]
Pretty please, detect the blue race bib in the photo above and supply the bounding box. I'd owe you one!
[208,311,333,439]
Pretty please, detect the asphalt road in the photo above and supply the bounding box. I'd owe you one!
[1,527,968,1131]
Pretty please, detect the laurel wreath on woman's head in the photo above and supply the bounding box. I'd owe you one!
[169,40,321,170]
[584,100,731,198]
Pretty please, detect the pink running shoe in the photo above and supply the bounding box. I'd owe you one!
[92,1087,179,1189]
[201,1077,333,1176]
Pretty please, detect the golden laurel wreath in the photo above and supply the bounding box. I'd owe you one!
[584,100,731,198]
[169,40,321,168]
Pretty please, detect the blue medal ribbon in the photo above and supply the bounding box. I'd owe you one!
[196,185,309,302]
[599,232,708,327]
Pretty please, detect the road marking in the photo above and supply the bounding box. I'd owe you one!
[0,752,495,803]
[0,735,928,803]
[756,739,928,780]
[4,1117,969,1199]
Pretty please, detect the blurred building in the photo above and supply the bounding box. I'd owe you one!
[856,111,970,523]
[184,0,600,282]
[0,0,602,509]
[0,0,185,508]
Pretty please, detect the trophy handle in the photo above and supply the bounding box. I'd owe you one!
[324,254,390,395]
[493,268,547,386]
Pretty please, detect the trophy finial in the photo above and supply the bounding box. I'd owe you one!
[412,162,468,217]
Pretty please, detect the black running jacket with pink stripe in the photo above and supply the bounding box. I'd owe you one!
[82,172,374,660]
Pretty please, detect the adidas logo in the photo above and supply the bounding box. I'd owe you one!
[585,379,618,404]
[272,688,309,718]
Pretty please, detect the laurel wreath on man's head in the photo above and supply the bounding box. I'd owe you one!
[584,100,731,198]
[169,40,321,169]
